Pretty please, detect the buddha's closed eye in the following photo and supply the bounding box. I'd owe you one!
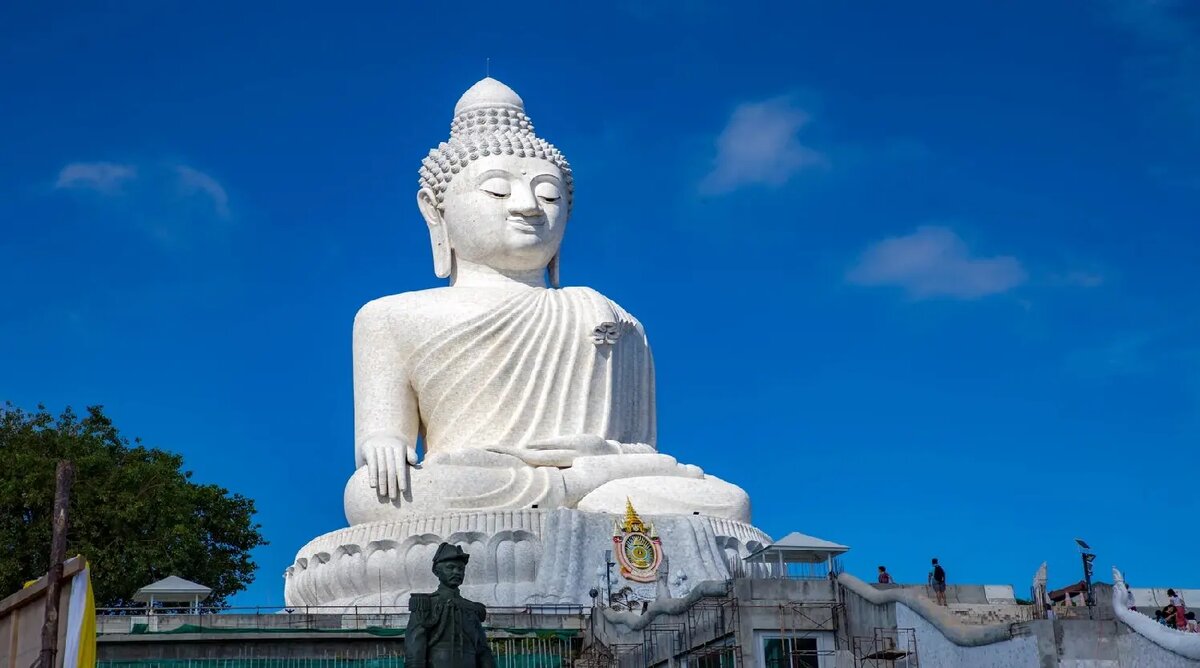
[480,177,511,198]
[535,182,560,203]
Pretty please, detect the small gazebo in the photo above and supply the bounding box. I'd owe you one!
[133,575,213,613]
[744,532,850,580]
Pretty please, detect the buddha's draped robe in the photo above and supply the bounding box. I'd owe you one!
[409,287,656,453]
[344,286,750,524]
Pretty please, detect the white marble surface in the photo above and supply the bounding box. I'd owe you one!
[287,76,763,606]
[342,77,751,524]
[284,508,770,609]
[1112,568,1200,663]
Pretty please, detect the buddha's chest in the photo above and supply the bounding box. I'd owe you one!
[408,287,646,380]
[428,287,637,342]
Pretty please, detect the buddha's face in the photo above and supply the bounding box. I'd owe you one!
[422,155,568,274]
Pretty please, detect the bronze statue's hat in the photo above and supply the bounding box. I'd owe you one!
[432,542,470,564]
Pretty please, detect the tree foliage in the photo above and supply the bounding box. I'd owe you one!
[0,402,267,607]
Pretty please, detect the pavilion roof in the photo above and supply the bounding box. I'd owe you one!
[133,575,213,603]
[745,532,850,563]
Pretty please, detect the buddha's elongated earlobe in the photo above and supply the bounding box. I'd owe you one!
[434,239,454,279]
[418,188,453,279]
[548,252,561,288]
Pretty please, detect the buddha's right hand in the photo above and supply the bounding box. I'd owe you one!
[362,436,418,500]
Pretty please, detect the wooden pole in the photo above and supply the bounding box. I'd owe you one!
[37,460,74,668]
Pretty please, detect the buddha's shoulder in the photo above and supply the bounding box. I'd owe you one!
[355,288,459,319]
[354,288,513,330]
[356,286,643,328]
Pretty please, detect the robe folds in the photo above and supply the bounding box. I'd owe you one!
[409,287,656,453]
[344,286,749,524]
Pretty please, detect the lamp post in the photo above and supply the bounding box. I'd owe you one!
[1075,538,1096,619]
[604,550,615,605]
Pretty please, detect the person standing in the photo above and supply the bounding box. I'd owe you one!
[877,566,893,584]
[929,558,947,606]
[1169,589,1187,630]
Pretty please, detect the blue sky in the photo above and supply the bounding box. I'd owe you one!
[3,1,1199,605]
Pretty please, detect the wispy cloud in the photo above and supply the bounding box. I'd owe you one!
[52,160,233,245]
[55,162,137,194]
[847,226,1027,300]
[700,96,828,195]
[175,165,230,218]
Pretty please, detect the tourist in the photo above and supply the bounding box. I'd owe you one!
[1125,585,1137,611]
[1162,605,1177,627]
[1044,603,1056,620]
[1154,609,1166,625]
[1168,589,1187,630]
[1185,611,1197,633]
[877,566,893,584]
[929,558,947,606]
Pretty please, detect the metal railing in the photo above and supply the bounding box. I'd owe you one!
[95,634,576,667]
[95,604,588,636]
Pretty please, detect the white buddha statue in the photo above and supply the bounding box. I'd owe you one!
[342,77,750,526]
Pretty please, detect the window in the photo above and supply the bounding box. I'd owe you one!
[693,648,737,668]
[763,637,819,668]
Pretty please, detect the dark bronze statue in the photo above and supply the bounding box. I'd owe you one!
[405,543,495,668]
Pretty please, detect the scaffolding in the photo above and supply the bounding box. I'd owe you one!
[754,600,843,668]
[583,580,743,668]
[851,628,918,668]
[583,579,852,668]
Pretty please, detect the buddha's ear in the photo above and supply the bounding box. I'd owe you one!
[418,188,452,279]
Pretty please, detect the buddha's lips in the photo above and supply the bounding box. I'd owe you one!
[507,216,544,232]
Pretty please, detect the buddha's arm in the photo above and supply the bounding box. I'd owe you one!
[352,298,420,498]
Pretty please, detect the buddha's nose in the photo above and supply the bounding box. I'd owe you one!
[507,187,542,217]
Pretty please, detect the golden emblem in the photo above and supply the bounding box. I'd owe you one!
[612,498,662,582]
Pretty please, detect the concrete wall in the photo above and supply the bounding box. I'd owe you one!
[730,579,839,668]
[838,580,896,643]
[894,604,1044,668]
[734,578,836,603]
[878,583,1015,605]
[1117,629,1200,668]
[1054,620,1121,667]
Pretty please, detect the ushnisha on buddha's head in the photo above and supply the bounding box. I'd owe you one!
[418,78,574,287]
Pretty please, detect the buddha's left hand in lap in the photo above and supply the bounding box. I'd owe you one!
[485,434,651,468]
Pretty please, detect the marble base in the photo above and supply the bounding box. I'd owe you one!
[284,509,770,609]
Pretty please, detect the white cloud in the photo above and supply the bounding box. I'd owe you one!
[175,165,230,218]
[847,226,1027,300]
[700,96,828,195]
[55,162,137,194]
[52,160,234,247]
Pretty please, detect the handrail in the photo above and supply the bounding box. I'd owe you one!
[837,573,1016,647]
[96,603,586,616]
[1111,568,1200,660]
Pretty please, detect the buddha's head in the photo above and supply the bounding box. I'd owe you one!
[418,78,574,286]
